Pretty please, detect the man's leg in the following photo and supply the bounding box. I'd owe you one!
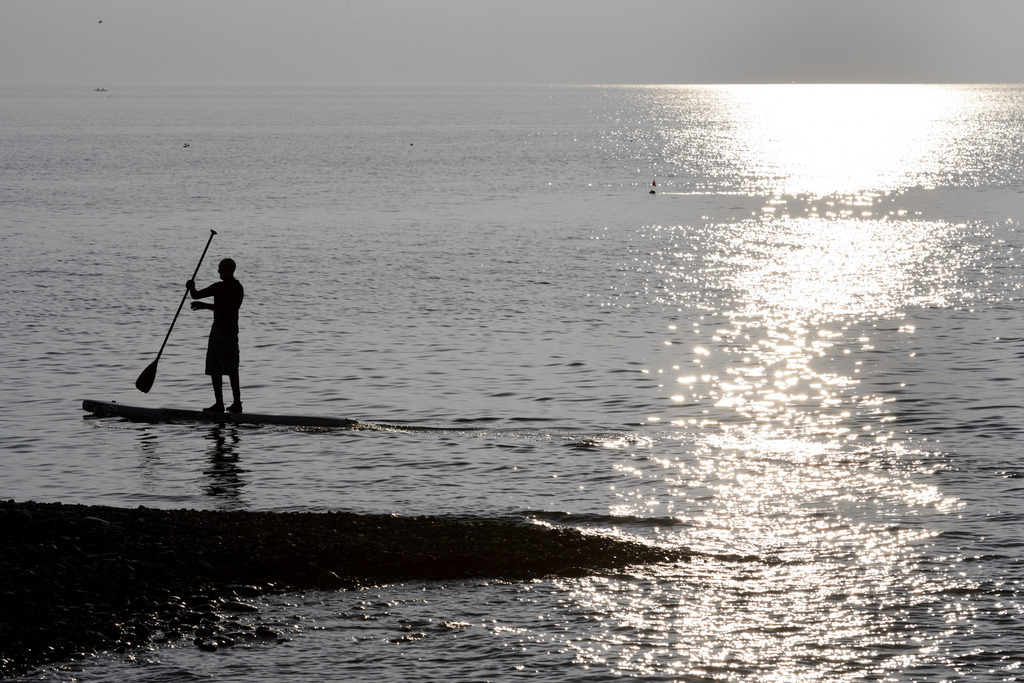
[208,375,225,412]
[227,373,242,413]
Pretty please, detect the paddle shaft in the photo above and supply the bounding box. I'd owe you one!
[156,229,217,360]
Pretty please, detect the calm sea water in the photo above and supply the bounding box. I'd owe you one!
[4,84,1024,681]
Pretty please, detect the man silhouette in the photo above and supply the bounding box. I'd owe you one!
[187,258,244,413]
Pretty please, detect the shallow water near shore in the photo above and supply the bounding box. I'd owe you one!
[5,84,1024,680]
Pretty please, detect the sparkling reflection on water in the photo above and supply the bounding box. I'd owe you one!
[9,84,1024,680]
[581,85,1023,679]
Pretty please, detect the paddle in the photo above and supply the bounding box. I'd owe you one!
[135,230,217,393]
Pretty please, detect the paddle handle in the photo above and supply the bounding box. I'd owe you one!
[151,229,217,363]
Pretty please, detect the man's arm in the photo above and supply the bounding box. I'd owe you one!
[187,280,216,310]
[187,280,218,299]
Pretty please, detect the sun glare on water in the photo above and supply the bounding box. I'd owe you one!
[718,84,972,197]
[579,84,991,677]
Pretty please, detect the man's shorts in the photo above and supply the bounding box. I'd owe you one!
[205,325,239,376]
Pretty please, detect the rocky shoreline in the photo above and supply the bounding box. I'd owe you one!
[0,500,684,678]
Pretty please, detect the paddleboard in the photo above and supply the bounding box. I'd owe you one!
[82,399,358,428]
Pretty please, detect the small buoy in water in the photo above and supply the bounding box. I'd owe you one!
[650,179,657,194]
[183,143,190,148]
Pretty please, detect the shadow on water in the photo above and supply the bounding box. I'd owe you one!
[97,418,250,510]
[202,425,247,508]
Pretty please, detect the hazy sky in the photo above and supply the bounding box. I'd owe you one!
[3,0,1023,85]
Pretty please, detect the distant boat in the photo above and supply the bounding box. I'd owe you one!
[94,87,107,92]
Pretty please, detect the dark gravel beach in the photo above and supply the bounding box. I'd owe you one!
[0,500,684,677]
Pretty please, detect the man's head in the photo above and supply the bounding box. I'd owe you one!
[218,258,236,279]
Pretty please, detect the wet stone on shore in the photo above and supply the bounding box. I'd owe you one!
[0,500,685,677]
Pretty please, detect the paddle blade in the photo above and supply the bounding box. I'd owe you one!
[135,361,158,393]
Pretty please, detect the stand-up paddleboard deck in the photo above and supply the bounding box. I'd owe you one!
[83,399,358,429]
